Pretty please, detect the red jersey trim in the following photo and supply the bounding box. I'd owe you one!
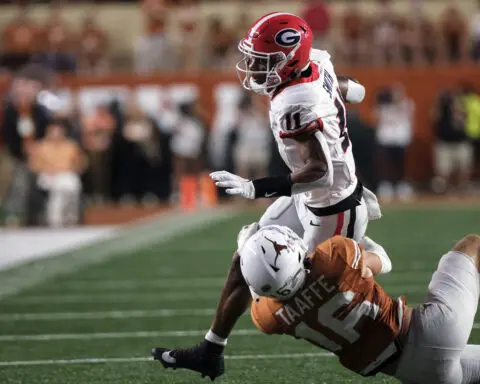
[272,62,320,100]
[279,118,324,139]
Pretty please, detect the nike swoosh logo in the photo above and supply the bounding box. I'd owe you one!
[310,220,321,227]
[162,351,176,364]
[265,192,277,198]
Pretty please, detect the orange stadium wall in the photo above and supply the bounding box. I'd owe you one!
[1,64,479,181]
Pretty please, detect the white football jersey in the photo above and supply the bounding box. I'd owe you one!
[269,49,357,208]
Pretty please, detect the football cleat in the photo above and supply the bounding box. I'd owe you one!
[152,339,225,381]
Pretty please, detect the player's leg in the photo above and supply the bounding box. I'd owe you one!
[153,197,302,380]
[206,197,302,337]
[300,197,369,252]
[208,196,302,336]
[394,234,480,384]
[258,196,304,235]
[209,250,251,339]
[460,345,480,384]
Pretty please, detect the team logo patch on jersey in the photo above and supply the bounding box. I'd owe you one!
[275,28,301,47]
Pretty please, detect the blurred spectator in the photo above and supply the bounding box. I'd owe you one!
[233,12,251,42]
[81,105,116,202]
[28,120,86,227]
[0,149,30,227]
[3,64,56,163]
[431,89,472,194]
[338,4,367,65]
[233,93,269,181]
[461,84,480,181]
[117,99,168,202]
[203,17,234,69]
[439,6,469,63]
[1,4,40,71]
[347,107,377,192]
[78,15,109,75]
[222,12,251,68]
[418,15,440,64]
[370,0,401,66]
[374,85,414,202]
[398,19,422,65]
[301,0,331,49]
[34,7,76,73]
[471,0,480,61]
[134,0,174,73]
[170,100,206,199]
[176,0,200,70]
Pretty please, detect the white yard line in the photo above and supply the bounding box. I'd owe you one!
[3,322,480,342]
[0,352,334,367]
[5,285,429,306]
[0,308,218,321]
[0,329,259,341]
[43,278,226,291]
[54,271,435,288]
[7,291,221,304]
[35,278,429,293]
[0,207,236,301]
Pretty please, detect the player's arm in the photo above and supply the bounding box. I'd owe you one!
[320,236,391,277]
[359,237,392,276]
[210,128,332,199]
[289,128,333,192]
[337,75,366,104]
[210,109,333,199]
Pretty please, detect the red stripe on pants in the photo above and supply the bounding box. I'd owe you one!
[334,213,344,236]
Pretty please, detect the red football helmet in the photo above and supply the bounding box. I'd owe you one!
[236,12,313,96]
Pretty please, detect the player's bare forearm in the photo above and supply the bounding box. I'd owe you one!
[290,131,328,184]
[211,252,252,338]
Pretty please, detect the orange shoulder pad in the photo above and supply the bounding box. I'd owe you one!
[315,236,363,270]
[250,297,283,335]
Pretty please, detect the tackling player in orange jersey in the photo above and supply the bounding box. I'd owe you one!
[247,227,407,377]
[154,226,480,383]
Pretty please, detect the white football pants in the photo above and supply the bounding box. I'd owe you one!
[394,251,480,384]
[258,194,369,252]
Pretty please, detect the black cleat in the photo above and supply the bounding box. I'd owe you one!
[152,340,225,381]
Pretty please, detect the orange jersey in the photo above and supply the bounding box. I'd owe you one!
[251,236,408,376]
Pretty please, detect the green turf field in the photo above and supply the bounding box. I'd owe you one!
[0,205,479,384]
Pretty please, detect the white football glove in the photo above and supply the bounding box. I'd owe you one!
[210,171,255,200]
[359,236,392,275]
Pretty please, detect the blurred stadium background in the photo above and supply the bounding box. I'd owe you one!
[1,0,480,383]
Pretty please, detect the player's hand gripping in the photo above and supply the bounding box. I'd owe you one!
[210,171,255,200]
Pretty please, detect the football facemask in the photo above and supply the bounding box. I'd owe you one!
[236,42,292,96]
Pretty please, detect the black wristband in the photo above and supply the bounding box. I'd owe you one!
[252,175,293,199]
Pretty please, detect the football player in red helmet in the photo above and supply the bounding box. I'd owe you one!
[153,12,383,381]
[235,12,364,99]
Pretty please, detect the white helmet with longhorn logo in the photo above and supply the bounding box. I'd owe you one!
[239,225,308,301]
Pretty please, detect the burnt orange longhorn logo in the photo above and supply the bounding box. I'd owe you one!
[265,237,288,272]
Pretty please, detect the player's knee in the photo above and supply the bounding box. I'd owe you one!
[452,234,480,260]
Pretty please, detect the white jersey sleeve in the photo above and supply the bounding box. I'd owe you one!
[271,54,339,140]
